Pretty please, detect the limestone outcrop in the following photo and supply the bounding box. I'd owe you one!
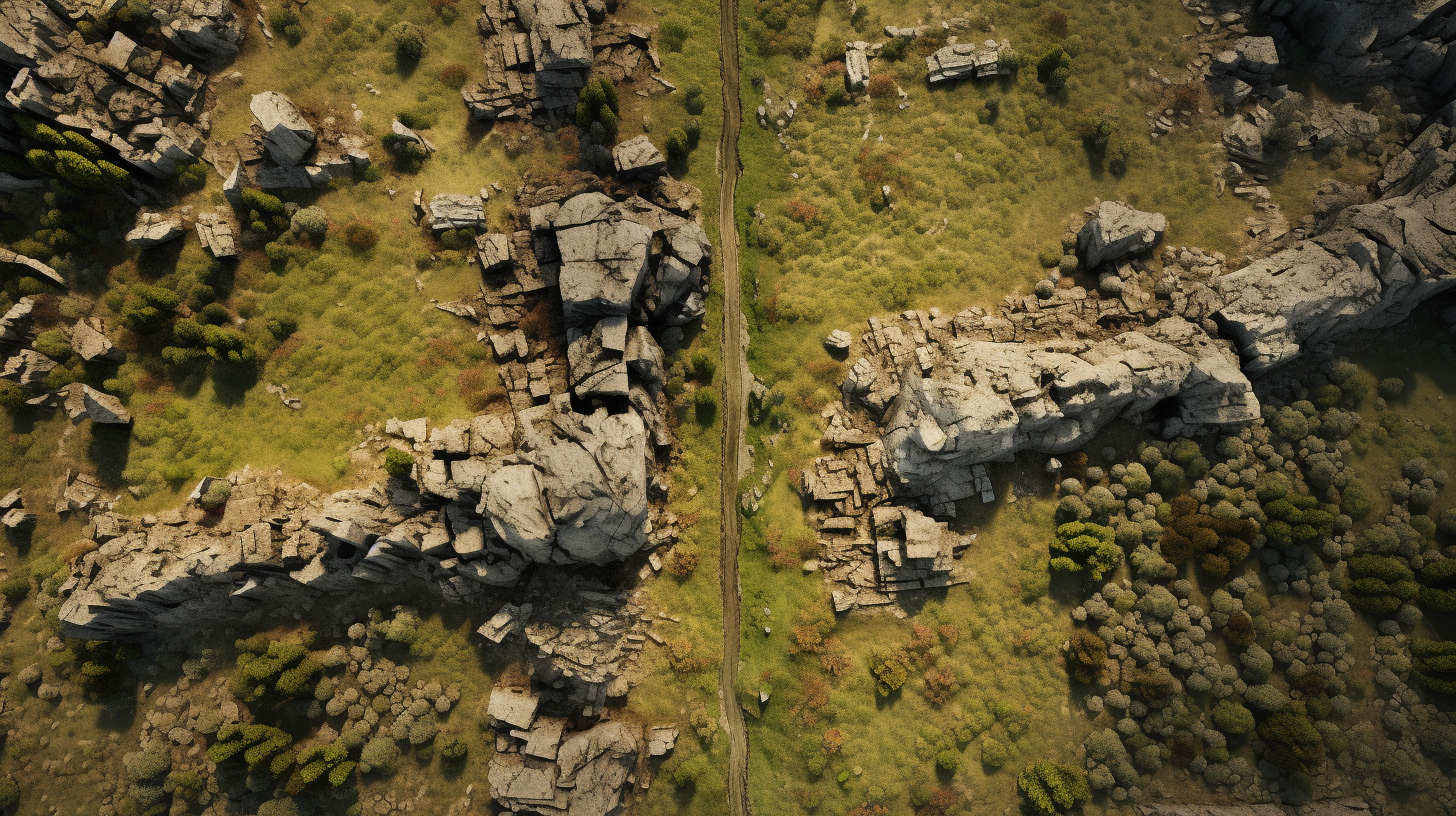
[810,94,1456,553]
[231,91,371,190]
[925,39,1015,84]
[463,0,663,123]
[0,2,211,177]
[1211,105,1456,372]
[57,171,710,644]
[485,673,676,816]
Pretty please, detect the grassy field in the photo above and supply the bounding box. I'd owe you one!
[0,0,733,810]
[727,0,1357,814]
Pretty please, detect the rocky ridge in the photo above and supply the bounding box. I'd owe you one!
[805,102,1455,608]
[462,0,666,123]
[55,168,708,700]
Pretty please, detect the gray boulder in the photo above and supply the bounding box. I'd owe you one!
[250,91,316,167]
[845,44,870,92]
[126,212,187,248]
[612,135,665,179]
[70,319,125,364]
[428,193,487,231]
[61,384,132,425]
[1077,201,1167,268]
[195,212,238,259]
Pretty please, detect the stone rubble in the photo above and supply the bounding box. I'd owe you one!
[427,193,488,232]
[229,90,371,190]
[57,170,711,655]
[462,0,664,123]
[0,1,212,178]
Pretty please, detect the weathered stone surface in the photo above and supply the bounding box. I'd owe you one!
[1212,109,1456,373]
[0,248,65,288]
[926,39,1014,84]
[611,135,665,179]
[0,3,210,178]
[824,329,852,351]
[195,212,238,259]
[61,383,132,424]
[125,212,187,248]
[250,91,316,167]
[1077,201,1167,268]
[845,44,870,92]
[428,193,487,231]
[70,318,124,363]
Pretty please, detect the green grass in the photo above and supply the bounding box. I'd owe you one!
[729,0,1304,813]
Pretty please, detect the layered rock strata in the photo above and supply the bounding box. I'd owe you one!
[462,0,663,123]
[0,0,213,177]
[56,172,709,656]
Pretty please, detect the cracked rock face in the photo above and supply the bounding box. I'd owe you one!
[1,2,212,177]
[57,172,710,648]
[857,316,1255,512]
[1211,107,1456,373]
[1259,0,1456,96]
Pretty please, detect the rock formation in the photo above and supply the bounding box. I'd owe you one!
[463,0,663,123]
[1212,104,1456,373]
[57,171,710,648]
[1254,0,1456,97]
[925,39,1016,84]
[807,95,1456,586]
[0,1,212,178]
[227,91,371,190]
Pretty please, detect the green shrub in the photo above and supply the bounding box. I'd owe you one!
[391,21,425,63]
[1017,760,1090,815]
[199,480,232,511]
[1257,706,1324,774]
[1036,47,1071,91]
[577,79,621,142]
[384,448,414,479]
[1348,555,1417,615]
[869,648,909,696]
[1213,701,1255,736]
[0,775,18,808]
[32,329,71,361]
[359,736,400,775]
[660,17,690,51]
[980,737,1010,769]
[1412,641,1456,694]
[343,221,379,250]
[120,284,180,335]
[693,388,717,424]
[666,128,690,161]
[1048,521,1119,581]
[240,188,284,215]
[1377,377,1405,400]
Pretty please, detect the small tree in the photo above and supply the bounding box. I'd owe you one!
[665,127,690,162]
[1017,761,1090,815]
[391,22,425,64]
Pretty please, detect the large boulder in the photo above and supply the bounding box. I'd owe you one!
[428,193,487,231]
[250,91,316,167]
[61,384,132,424]
[611,135,665,179]
[125,212,187,248]
[1077,201,1167,268]
[70,319,124,363]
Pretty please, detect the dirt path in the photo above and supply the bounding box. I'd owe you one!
[714,0,750,809]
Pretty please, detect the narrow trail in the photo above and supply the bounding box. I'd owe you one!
[714,0,750,809]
